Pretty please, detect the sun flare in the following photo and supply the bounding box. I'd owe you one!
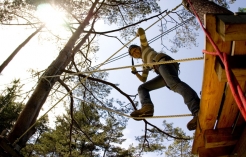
[36,3,66,28]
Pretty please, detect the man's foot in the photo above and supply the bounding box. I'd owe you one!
[130,105,154,121]
[187,112,198,130]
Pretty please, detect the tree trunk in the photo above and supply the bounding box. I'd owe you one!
[183,0,233,24]
[0,25,44,73]
[7,0,99,149]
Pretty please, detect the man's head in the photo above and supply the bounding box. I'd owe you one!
[128,45,141,58]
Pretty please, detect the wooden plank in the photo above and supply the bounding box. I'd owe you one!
[234,113,246,126]
[192,13,231,154]
[192,53,226,154]
[204,127,241,148]
[232,41,246,56]
[215,61,246,82]
[215,36,246,127]
[214,55,246,82]
[192,54,226,154]
[198,146,234,157]
[229,39,246,128]
[215,68,246,82]
[216,14,246,41]
[216,82,246,128]
[231,126,246,157]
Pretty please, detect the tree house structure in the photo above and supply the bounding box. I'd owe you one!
[192,13,246,157]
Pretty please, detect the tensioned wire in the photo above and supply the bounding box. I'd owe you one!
[93,15,195,68]
[13,3,186,145]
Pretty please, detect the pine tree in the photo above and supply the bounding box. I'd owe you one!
[21,101,139,157]
[165,128,197,157]
[0,80,23,135]
[238,7,246,12]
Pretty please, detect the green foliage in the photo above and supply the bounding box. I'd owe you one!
[169,0,235,53]
[238,7,246,12]
[0,79,23,134]
[165,128,197,157]
[213,0,230,8]
[25,0,48,6]
[169,8,200,53]
[21,116,50,156]
[0,0,27,23]
[0,79,49,155]
[21,101,137,156]
[133,120,196,156]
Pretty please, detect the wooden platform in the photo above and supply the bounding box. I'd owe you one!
[192,13,246,157]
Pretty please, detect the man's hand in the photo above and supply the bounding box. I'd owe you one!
[131,67,138,74]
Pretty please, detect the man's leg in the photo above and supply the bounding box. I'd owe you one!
[130,75,166,120]
[158,63,200,130]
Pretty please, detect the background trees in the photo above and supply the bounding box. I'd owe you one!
[0,80,23,135]
[0,0,240,156]
[21,101,135,157]
[165,128,197,157]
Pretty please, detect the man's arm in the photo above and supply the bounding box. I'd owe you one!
[132,66,149,82]
[132,28,149,82]
[137,28,149,47]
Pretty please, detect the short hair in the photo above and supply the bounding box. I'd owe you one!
[128,44,140,55]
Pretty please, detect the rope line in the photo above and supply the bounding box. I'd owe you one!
[148,16,195,44]
[13,3,186,144]
[53,89,193,119]
[43,57,204,78]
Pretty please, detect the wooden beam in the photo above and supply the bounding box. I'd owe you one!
[216,14,246,41]
[215,37,246,128]
[214,56,246,82]
[205,127,242,149]
[215,64,246,82]
[231,126,246,157]
[192,13,231,155]
[216,82,246,128]
[232,41,246,56]
[198,146,234,157]
[0,136,23,157]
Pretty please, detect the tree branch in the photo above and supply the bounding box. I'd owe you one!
[57,78,74,155]
[84,9,167,34]
[63,70,137,110]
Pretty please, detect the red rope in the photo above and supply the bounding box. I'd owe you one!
[187,0,246,120]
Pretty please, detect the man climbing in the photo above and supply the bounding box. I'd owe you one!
[129,27,200,131]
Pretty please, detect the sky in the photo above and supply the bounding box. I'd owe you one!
[0,0,245,156]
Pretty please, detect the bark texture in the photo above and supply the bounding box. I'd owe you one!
[0,25,44,73]
[183,0,233,24]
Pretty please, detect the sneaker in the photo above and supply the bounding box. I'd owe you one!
[130,105,154,121]
[187,112,198,131]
